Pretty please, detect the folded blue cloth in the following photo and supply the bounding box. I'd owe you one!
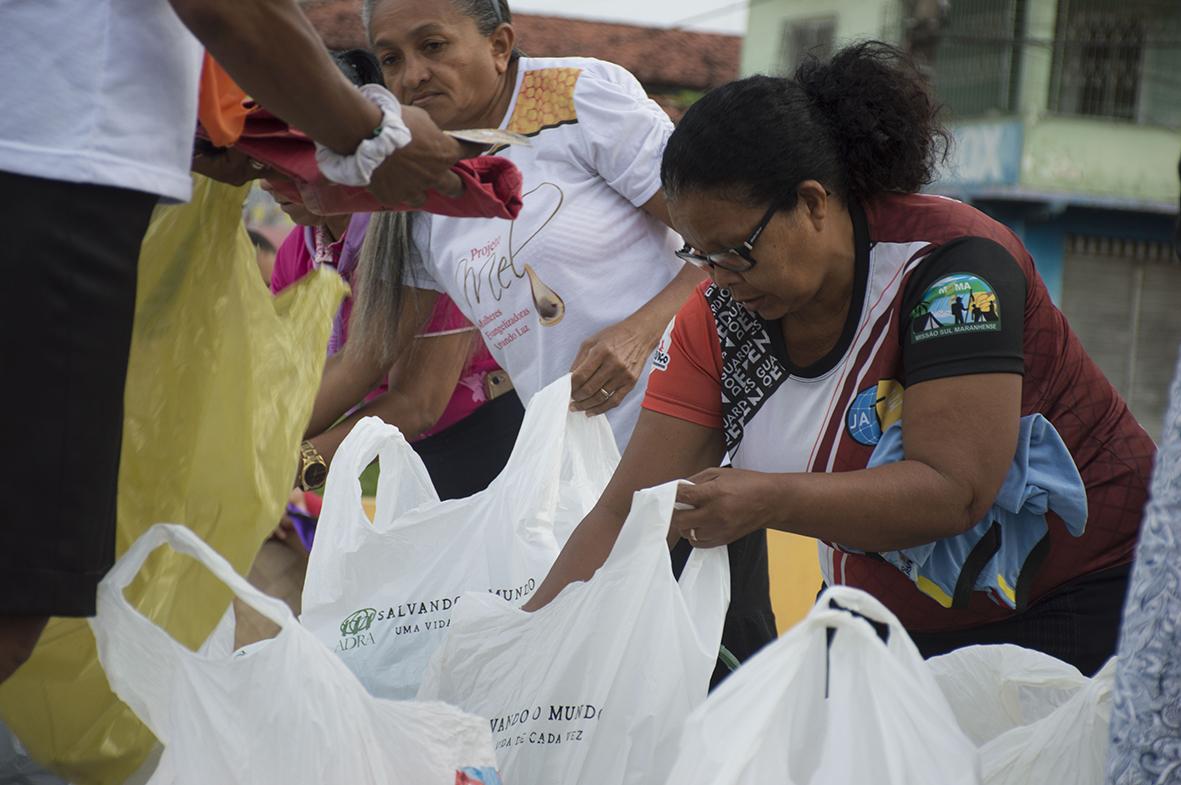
[851,413,1088,609]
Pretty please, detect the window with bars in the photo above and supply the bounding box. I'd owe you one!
[930,0,1025,118]
[1048,0,1181,126]
[778,16,836,74]
[1050,1,1146,120]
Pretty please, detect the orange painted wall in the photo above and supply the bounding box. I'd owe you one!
[766,532,822,633]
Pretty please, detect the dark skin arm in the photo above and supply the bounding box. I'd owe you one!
[526,372,1021,611]
[169,0,465,203]
[672,373,1021,551]
[523,410,724,610]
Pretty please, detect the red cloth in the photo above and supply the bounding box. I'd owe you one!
[303,491,323,519]
[198,109,523,219]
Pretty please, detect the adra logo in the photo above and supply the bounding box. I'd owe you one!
[340,608,377,636]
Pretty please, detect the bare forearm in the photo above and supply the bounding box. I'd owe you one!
[523,499,630,611]
[524,411,723,611]
[171,0,381,154]
[309,389,438,466]
[632,265,707,337]
[306,352,388,437]
[761,462,980,551]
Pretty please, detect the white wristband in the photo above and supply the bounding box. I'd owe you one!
[314,84,413,187]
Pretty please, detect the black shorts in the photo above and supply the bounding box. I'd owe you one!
[819,562,1131,677]
[907,563,1131,677]
[672,529,778,687]
[411,391,525,500]
[0,170,157,617]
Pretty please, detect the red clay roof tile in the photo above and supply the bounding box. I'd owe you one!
[300,1,739,92]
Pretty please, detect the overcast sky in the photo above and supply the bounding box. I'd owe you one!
[509,0,748,34]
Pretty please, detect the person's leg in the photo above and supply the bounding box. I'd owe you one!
[672,530,778,688]
[0,171,156,683]
[0,616,49,684]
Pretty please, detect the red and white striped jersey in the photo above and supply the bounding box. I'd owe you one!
[644,193,1155,631]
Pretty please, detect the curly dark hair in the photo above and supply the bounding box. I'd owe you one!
[661,41,950,208]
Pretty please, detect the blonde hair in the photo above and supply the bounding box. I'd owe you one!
[347,212,425,367]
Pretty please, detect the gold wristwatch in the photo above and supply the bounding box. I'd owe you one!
[296,440,328,491]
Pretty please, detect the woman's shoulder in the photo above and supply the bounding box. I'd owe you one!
[867,194,1038,289]
[867,194,1030,259]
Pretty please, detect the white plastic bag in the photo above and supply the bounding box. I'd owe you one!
[418,480,730,785]
[90,524,499,785]
[301,374,620,699]
[928,645,1116,785]
[663,585,980,785]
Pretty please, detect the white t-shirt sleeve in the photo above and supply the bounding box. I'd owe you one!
[573,64,673,208]
[403,213,445,293]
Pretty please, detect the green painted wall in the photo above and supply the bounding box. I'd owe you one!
[740,0,895,76]
[741,0,1181,206]
[1020,118,1180,204]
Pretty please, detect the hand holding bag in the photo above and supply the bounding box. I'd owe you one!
[419,480,731,785]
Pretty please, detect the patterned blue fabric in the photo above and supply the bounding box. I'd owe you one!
[860,413,1088,608]
[1107,347,1181,785]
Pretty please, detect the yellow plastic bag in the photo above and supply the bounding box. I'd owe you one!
[0,177,347,785]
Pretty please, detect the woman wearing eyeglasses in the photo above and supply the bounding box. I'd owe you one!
[526,41,1154,676]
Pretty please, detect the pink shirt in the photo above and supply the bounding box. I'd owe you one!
[270,215,501,440]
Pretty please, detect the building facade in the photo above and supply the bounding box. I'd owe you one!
[744,0,1181,440]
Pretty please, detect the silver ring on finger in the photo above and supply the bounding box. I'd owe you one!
[689,528,697,544]
[599,386,615,401]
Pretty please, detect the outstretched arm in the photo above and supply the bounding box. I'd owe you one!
[523,410,724,610]
[169,0,465,202]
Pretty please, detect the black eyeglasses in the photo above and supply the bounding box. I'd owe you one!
[675,203,779,273]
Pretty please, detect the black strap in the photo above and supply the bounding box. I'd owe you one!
[827,598,891,644]
[1015,533,1052,612]
[951,521,1003,608]
[824,599,891,699]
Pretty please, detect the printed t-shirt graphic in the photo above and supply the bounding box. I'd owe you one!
[910,273,1002,341]
[408,57,684,449]
[644,193,1155,632]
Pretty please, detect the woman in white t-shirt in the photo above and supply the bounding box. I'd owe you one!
[355,0,704,449]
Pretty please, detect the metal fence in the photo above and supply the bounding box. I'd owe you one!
[1049,0,1181,126]
[931,0,1026,118]
[913,0,1181,126]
